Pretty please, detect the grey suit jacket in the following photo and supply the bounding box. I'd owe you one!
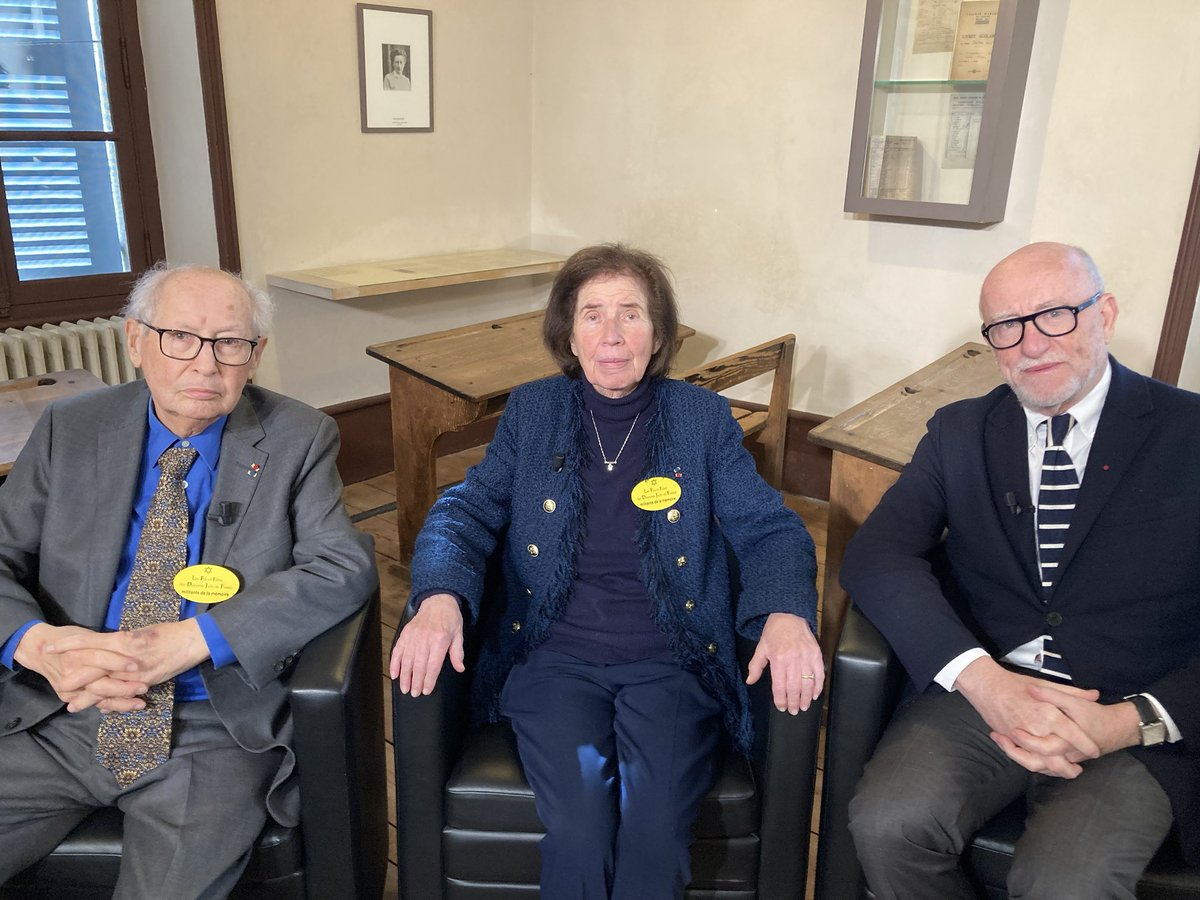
[0,381,377,825]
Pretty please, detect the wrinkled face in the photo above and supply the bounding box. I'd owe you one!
[125,270,266,437]
[569,273,661,399]
[980,247,1117,417]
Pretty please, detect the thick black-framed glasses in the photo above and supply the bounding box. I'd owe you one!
[980,291,1102,351]
[138,320,260,366]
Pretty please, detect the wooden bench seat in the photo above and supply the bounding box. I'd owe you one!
[675,334,796,489]
[731,406,769,437]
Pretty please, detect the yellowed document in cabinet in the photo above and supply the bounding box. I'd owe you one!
[949,1,998,79]
[913,0,961,53]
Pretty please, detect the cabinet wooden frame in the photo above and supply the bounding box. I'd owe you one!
[844,0,1040,225]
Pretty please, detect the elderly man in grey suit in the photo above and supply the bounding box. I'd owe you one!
[0,263,376,897]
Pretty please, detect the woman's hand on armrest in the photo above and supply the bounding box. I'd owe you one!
[389,593,465,697]
[746,612,824,715]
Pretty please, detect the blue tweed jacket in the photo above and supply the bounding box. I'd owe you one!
[409,375,818,753]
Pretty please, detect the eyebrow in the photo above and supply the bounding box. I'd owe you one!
[160,323,254,338]
[985,298,1077,323]
[577,300,646,311]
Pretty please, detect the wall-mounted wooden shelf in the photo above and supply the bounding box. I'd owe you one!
[266,248,567,301]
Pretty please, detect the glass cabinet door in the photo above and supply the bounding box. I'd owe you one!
[845,0,1039,224]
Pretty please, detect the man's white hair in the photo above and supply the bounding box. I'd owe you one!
[121,262,275,336]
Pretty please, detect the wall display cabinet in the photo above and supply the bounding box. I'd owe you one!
[845,0,1039,224]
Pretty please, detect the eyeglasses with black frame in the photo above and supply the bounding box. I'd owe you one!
[980,291,1103,351]
[137,320,260,366]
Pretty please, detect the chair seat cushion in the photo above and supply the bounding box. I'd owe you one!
[444,722,759,838]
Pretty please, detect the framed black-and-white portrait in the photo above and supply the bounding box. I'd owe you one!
[357,5,433,133]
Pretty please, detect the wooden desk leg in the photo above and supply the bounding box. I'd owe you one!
[388,368,486,563]
[819,452,899,662]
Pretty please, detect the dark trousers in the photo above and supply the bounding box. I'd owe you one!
[849,691,1174,900]
[500,648,723,900]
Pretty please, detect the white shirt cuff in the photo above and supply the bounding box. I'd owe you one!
[935,647,990,692]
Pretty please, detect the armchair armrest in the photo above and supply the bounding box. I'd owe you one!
[291,588,387,900]
[757,694,822,899]
[815,605,905,900]
[740,636,823,900]
[392,602,473,900]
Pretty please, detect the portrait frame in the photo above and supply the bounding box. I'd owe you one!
[357,4,433,133]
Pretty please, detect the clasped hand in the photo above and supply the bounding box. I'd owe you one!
[14,620,209,714]
[956,658,1142,778]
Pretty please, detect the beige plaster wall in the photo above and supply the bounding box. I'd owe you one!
[212,1,1200,412]
[529,1,1200,415]
[214,0,538,407]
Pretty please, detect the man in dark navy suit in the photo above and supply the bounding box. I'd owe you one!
[843,242,1199,899]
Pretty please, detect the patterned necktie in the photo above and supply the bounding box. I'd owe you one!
[1036,414,1077,680]
[96,445,197,787]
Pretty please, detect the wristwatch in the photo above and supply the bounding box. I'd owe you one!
[1124,693,1167,747]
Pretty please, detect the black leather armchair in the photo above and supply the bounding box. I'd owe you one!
[392,605,822,899]
[2,589,389,900]
[814,605,1200,900]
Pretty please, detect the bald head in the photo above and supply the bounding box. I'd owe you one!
[980,243,1103,318]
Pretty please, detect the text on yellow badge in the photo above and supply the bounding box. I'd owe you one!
[173,565,241,604]
[631,476,682,511]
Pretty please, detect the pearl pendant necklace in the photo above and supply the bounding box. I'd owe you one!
[590,410,639,472]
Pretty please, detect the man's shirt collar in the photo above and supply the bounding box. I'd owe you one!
[1022,360,1112,446]
[146,399,226,473]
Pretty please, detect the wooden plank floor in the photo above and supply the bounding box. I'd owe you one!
[343,449,829,899]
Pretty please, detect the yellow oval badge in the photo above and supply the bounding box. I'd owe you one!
[631,476,682,511]
[173,565,241,604]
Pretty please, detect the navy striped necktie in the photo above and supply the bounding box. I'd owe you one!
[1037,414,1078,590]
[1036,414,1076,680]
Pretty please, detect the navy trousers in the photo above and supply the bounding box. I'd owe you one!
[500,648,724,900]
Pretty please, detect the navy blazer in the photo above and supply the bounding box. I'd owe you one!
[842,358,1200,860]
[410,375,818,753]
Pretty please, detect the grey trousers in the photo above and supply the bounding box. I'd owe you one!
[849,690,1174,900]
[0,700,282,900]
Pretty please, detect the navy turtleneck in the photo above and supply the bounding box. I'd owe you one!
[541,376,672,664]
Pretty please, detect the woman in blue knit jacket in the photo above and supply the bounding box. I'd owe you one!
[390,243,822,899]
